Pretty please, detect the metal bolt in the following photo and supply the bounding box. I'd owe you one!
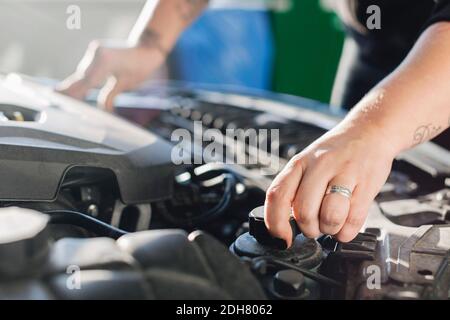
[87,204,99,217]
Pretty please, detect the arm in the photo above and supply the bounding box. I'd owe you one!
[343,22,450,153]
[58,0,209,110]
[265,22,450,246]
[130,0,209,56]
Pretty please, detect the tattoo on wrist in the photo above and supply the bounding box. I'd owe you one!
[176,0,209,21]
[139,28,169,56]
[412,123,443,146]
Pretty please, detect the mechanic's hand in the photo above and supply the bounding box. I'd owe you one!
[264,126,396,246]
[57,40,166,111]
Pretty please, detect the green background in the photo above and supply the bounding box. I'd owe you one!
[272,1,345,103]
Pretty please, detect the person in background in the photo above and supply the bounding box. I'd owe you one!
[170,0,274,90]
[59,0,450,246]
[59,0,274,107]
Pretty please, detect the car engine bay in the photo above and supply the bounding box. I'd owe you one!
[0,73,449,300]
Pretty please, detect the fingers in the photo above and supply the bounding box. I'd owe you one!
[57,41,111,100]
[266,158,376,244]
[264,156,304,247]
[264,134,392,245]
[98,76,128,111]
[292,162,332,239]
[319,176,356,235]
[335,184,374,242]
[57,74,91,100]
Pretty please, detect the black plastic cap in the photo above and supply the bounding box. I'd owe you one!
[248,206,300,250]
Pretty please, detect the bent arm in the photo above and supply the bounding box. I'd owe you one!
[129,0,209,55]
[335,22,450,156]
[58,0,209,108]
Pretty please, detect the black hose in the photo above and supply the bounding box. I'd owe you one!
[252,256,343,288]
[45,209,128,239]
[164,170,238,227]
[197,173,236,220]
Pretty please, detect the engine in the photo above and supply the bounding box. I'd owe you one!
[0,74,448,300]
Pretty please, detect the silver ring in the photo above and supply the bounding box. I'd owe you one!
[327,185,352,199]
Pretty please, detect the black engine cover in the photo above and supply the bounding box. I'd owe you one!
[0,74,177,203]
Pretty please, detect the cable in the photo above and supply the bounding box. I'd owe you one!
[198,173,236,220]
[164,169,238,226]
[45,209,128,239]
[252,256,343,288]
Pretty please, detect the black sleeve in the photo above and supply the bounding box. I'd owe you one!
[424,0,450,29]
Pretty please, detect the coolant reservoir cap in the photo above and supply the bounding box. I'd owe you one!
[0,207,50,277]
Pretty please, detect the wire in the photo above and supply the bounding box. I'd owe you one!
[45,209,128,239]
[252,256,343,288]
[167,169,238,226]
[198,173,236,220]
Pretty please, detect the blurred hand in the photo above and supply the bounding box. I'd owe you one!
[57,40,166,111]
[264,126,396,246]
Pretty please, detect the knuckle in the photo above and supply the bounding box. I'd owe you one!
[293,203,317,225]
[340,159,354,170]
[95,47,110,62]
[316,150,334,163]
[289,156,303,169]
[265,185,285,203]
[87,44,112,65]
[88,40,101,50]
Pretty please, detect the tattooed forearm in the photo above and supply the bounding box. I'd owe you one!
[176,0,209,21]
[412,123,443,146]
[138,28,169,56]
